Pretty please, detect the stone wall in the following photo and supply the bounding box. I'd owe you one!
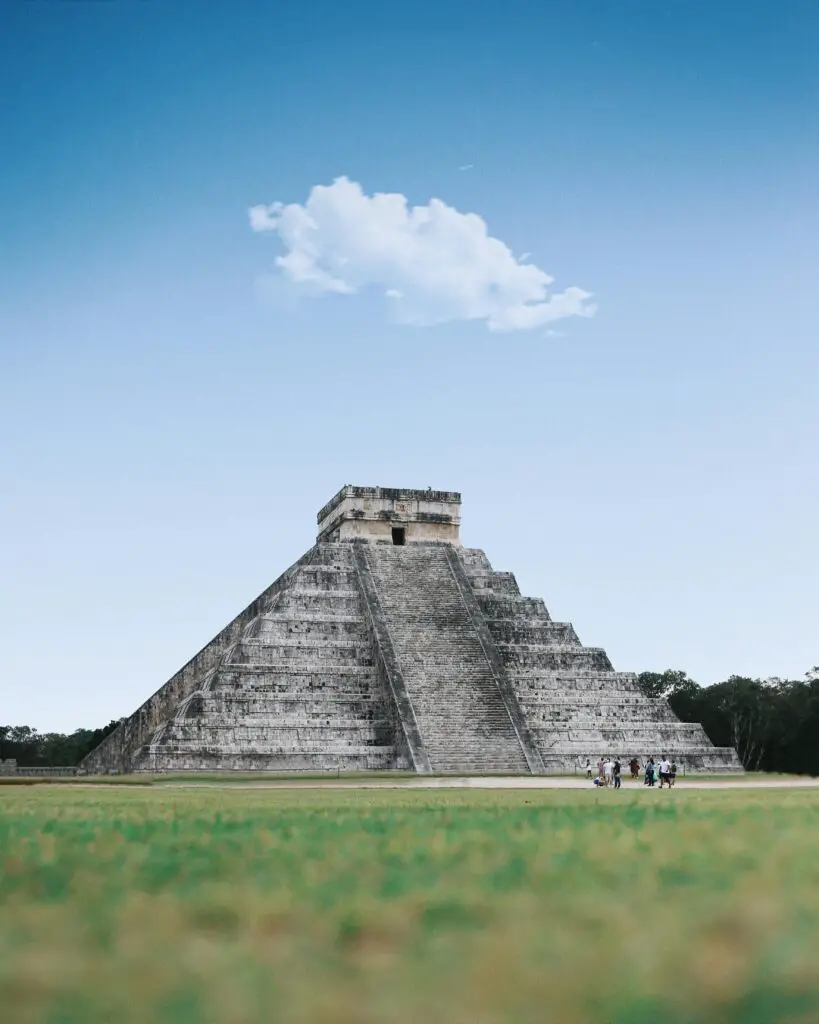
[317,486,461,544]
[324,518,460,545]
[0,763,79,777]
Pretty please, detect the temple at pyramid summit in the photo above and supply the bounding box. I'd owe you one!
[83,486,740,774]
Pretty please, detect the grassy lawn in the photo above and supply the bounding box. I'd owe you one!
[2,786,818,1023]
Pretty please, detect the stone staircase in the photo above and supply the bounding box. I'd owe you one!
[458,547,741,771]
[362,544,530,772]
[132,545,403,771]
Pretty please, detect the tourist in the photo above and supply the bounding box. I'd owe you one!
[658,755,671,788]
[603,757,614,787]
[645,758,656,786]
[585,758,592,778]
[597,756,605,780]
[670,760,678,786]
[629,757,640,780]
[613,758,621,789]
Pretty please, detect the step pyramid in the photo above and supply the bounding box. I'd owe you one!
[82,486,740,774]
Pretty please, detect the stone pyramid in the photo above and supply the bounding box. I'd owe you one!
[83,487,740,774]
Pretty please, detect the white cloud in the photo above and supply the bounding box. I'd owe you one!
[248,176,595,333]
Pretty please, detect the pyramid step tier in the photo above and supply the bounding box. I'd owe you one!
[485,622,580,645]
[134,746,401,772]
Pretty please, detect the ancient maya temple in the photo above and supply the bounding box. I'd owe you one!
[83,487,740,774]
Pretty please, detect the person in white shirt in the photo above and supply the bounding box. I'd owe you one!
[603,758,614,786]
[659,757,672,788]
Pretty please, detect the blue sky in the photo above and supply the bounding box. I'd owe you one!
[1,1,817,731]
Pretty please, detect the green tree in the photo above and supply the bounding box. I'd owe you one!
[636,669,695,700]
[0,721,120,767]
[638,667,819,775]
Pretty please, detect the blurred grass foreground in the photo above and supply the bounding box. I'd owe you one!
[2,785,819,1024]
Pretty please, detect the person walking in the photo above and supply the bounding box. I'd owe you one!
[584,758,592,779]
[659,755,672,789]
[603,757,614,787]
[645,758,656,786]
[613,758,621,789]
[629,757,640,780]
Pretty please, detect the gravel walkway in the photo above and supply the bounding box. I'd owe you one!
[155,775,819,791]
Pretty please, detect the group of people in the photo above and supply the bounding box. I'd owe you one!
[584,756,678,788]
[586,757,622,788]
[641,756,677,788]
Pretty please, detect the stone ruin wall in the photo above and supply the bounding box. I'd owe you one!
[317,486,462,545]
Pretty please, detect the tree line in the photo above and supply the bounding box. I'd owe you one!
[2,667,818,773]
[0,721,120,768]
[636,667,819,775]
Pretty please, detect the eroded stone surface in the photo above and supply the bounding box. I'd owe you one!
[317,485,461,545]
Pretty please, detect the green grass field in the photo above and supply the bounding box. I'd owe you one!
[2,785,818,1024]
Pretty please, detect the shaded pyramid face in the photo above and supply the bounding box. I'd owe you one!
[84,488,740,774]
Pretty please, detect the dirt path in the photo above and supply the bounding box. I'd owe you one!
[155,776,819,791]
